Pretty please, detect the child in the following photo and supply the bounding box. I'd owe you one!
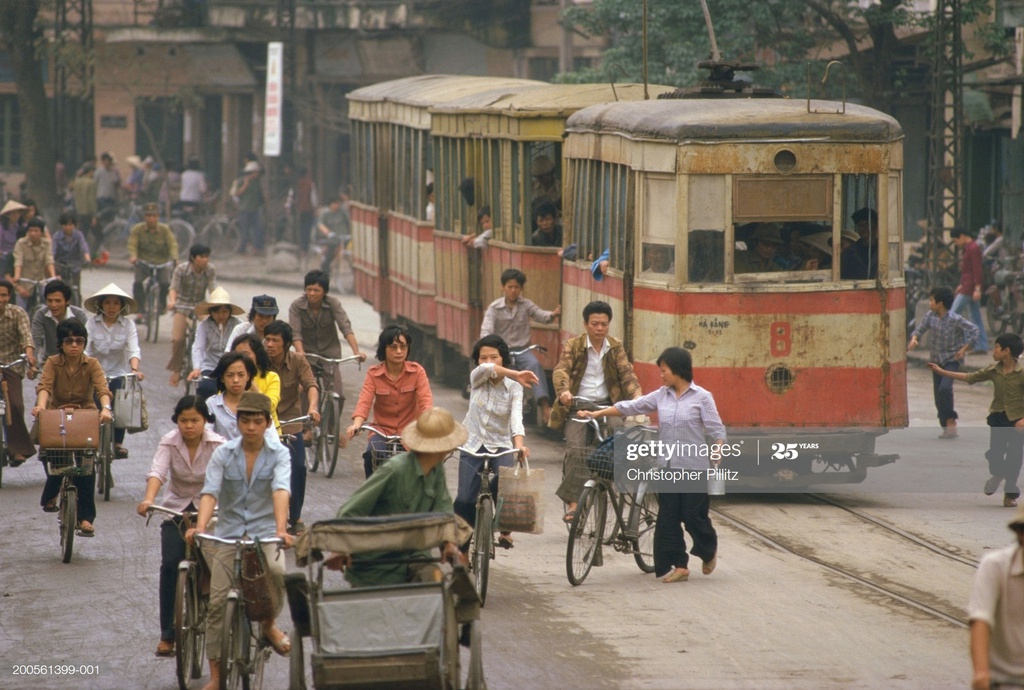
[930,332,1024,508]
[908,286,980,438]
[454,335,537,549]
[461,206,492,248]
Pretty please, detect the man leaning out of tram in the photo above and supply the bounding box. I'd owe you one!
[326,407,469,587]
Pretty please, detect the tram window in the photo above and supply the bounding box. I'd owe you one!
[887,174,902,277]
[484,140,502,230]
[642,244,675,275]
[840,174,879,280]
[527,141,562,232]
[511,142,522,239]
[688,230,724,283]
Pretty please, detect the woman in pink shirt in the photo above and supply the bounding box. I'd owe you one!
[136,395,225,657]
[346,325,433,477]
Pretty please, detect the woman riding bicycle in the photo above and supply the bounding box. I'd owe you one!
[34,319,113,537]
[206,352,258,441]
[454,335,537,550]
[137,395,225,657]
[231,334,281,433]
[188,288,244,400]
[347,325,433,478]
[83,283,143,459]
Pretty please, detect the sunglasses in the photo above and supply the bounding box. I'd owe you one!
[63,336,86,346]
[386,342,409,351]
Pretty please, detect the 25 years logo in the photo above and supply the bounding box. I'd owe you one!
[770,442,820,460]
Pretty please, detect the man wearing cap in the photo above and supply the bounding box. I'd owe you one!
[189,287,245,400]
[228,294,278,346]
[968,505,1024,690]
[530,155,561,212]
[235,161,265,256]
[128,202,177,321]
[11,219,55,312]
[326,407,468,587]
[186,392,293,689]
[31,280,88,362]
[167,244,217,387]
[0,278,38,465]
[735,223,786,274]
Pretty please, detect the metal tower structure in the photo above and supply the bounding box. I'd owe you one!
[53,0,94,169]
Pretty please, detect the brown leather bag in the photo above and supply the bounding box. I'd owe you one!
[241,545,281,622]
[38,407,101,449]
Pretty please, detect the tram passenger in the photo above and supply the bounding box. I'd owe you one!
[908,287,980,439]
[136,395,225,657]
[34,319,113,537]
[227,294,279,346]
[461,206,492,248]
[840,207,878,280]
[928,332,1024,509]
[346,325,434,478]
[549,300,642,521]
[579,347,724,582]
[531,200,563,247]
[951,226,990,353]
[188,288,244,400]
[968,504,1024,690]
[83,283,143,459]
[480,268,560,424]
[642,244,675,274]
[794,231,833,271]
[167,244,216,387]
[530,155,561,212]
[206,352,258,440]
[734,224,785,274]
[185,392,293,690]
[327,408,468,587]
[455,335,537,549]
[263,320,321,534]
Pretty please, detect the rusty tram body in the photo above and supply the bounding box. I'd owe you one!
[348,74,908,485]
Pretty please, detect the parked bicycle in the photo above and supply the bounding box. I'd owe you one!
[147,504,210,690]
[137,260,176,343]
[103,200,195,261]
[456,447,523,605]
[195,534,284,690]
[305,353,362,478]
[0,356,27,489]
[565,417,659,586]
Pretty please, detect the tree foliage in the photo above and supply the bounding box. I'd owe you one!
[559,0,1009,114]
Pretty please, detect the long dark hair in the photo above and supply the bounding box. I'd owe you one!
[211,352,256,393]
[231,333,272,376]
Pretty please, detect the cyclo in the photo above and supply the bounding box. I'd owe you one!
[286,513,485,690]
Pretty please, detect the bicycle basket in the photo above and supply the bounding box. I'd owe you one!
[585,427,658,481]
[370,438,405,470]
[43,449,95,477]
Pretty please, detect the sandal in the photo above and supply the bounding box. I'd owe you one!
[77,522,95,537]
[562,510,576,524]
[702,555,717,576]
[114,445,129,459]
[497,535,514,549]
[263,627,291,657]
[155,640,175,657]
[43,500,59,513]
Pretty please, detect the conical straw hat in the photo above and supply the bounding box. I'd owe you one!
[195,287,245,318]
[84,282,138,315]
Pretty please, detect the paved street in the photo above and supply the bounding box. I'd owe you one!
[0,262,1016,689]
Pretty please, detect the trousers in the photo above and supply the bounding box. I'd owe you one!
[654,492,717,578]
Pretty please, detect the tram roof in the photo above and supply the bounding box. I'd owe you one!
[430,83,677,117]
[565,98,903,143]
[347,75,543,108]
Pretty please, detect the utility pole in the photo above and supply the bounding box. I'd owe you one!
[53,0,94,169]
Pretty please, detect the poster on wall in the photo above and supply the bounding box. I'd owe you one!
[264,41,283,157]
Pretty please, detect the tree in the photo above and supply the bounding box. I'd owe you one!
[559,0,1007,114]
[0,0,58,217]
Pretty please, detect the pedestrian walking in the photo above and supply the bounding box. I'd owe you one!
[951,226,989,352]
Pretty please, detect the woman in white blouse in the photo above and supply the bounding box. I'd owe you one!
[84,283,143,458]
[137,395,225,657]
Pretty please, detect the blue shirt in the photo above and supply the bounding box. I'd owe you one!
[912,309,980,363]
[614,383,726,471]
[201,435,291,540]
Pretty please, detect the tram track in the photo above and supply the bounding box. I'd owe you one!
[711,497,975,630]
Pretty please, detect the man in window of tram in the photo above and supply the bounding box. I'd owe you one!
[794,232,833,272]
[734,223,786,274]
[950,226,990,354]
[840,207,879,280]
[642,244,675,274]
[908,286,980,439]
[531,201,563,247]
[481,268,560,425]
[530,155,561,211]
[461,206,493,248]
[549,300,643,521]
[967,504,1024,690]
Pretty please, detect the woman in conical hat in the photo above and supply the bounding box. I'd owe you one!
[189,287,245,400]
[84,282,142,459]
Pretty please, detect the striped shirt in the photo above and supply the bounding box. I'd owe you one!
[912,310,980,363]
[169,263,217,310]
[0,304,32,365]
[480,296,557,349]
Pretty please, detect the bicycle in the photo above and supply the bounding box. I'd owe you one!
[509,343,548,425]
[0,356,27,489]
[103,200,195,261]
[137,259,176,343]
[147,504,210,690]
[565,417,659,586]
[96,372,139,502]
[16,276,59,316]
[313,231,354,294]
[179,314,199,396]
[43,447,97,564]
[455,446,523,606]
[194,195,242,256]
[195,534,284,690]
[356,423,405,474]
[304,353,362,478]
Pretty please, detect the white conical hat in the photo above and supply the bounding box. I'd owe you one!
[195,287,245,318]
[84,282,138,315]
[0,200,27,216]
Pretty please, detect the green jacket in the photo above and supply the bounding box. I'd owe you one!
[548,333,641,432]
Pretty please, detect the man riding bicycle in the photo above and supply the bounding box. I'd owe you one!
[52,212,91,300]
[128,202,177,324]
[166,244,216,386]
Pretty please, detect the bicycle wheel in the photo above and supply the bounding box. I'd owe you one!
[100,424,113,502]
[305,431,320,474]
[101,220,130,261]
[170,219,196,260]
[220,597,251,690]
[472,496,494,605]
[631,491,658,574]
[175,565,199,690]
[146,286,159,343]
[250,642,270,690]
[323,395,341,478]
[566,484,605,586]
[60,485,77,564]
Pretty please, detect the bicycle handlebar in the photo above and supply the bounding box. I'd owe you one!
[145,504,188,527]
[510,344,547,356]
[456,447,523,460]
[279,415,312,427]
[137,260,176,270]
[195,534,284,547]
[306,353,363,366]
[0,357,29,371]
[17,276,59,287]
[357,424,402,440]
[106,372,139,382]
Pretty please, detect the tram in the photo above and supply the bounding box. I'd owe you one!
[348,66,908,485]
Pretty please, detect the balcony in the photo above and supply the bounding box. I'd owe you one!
[208,0,432,31]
